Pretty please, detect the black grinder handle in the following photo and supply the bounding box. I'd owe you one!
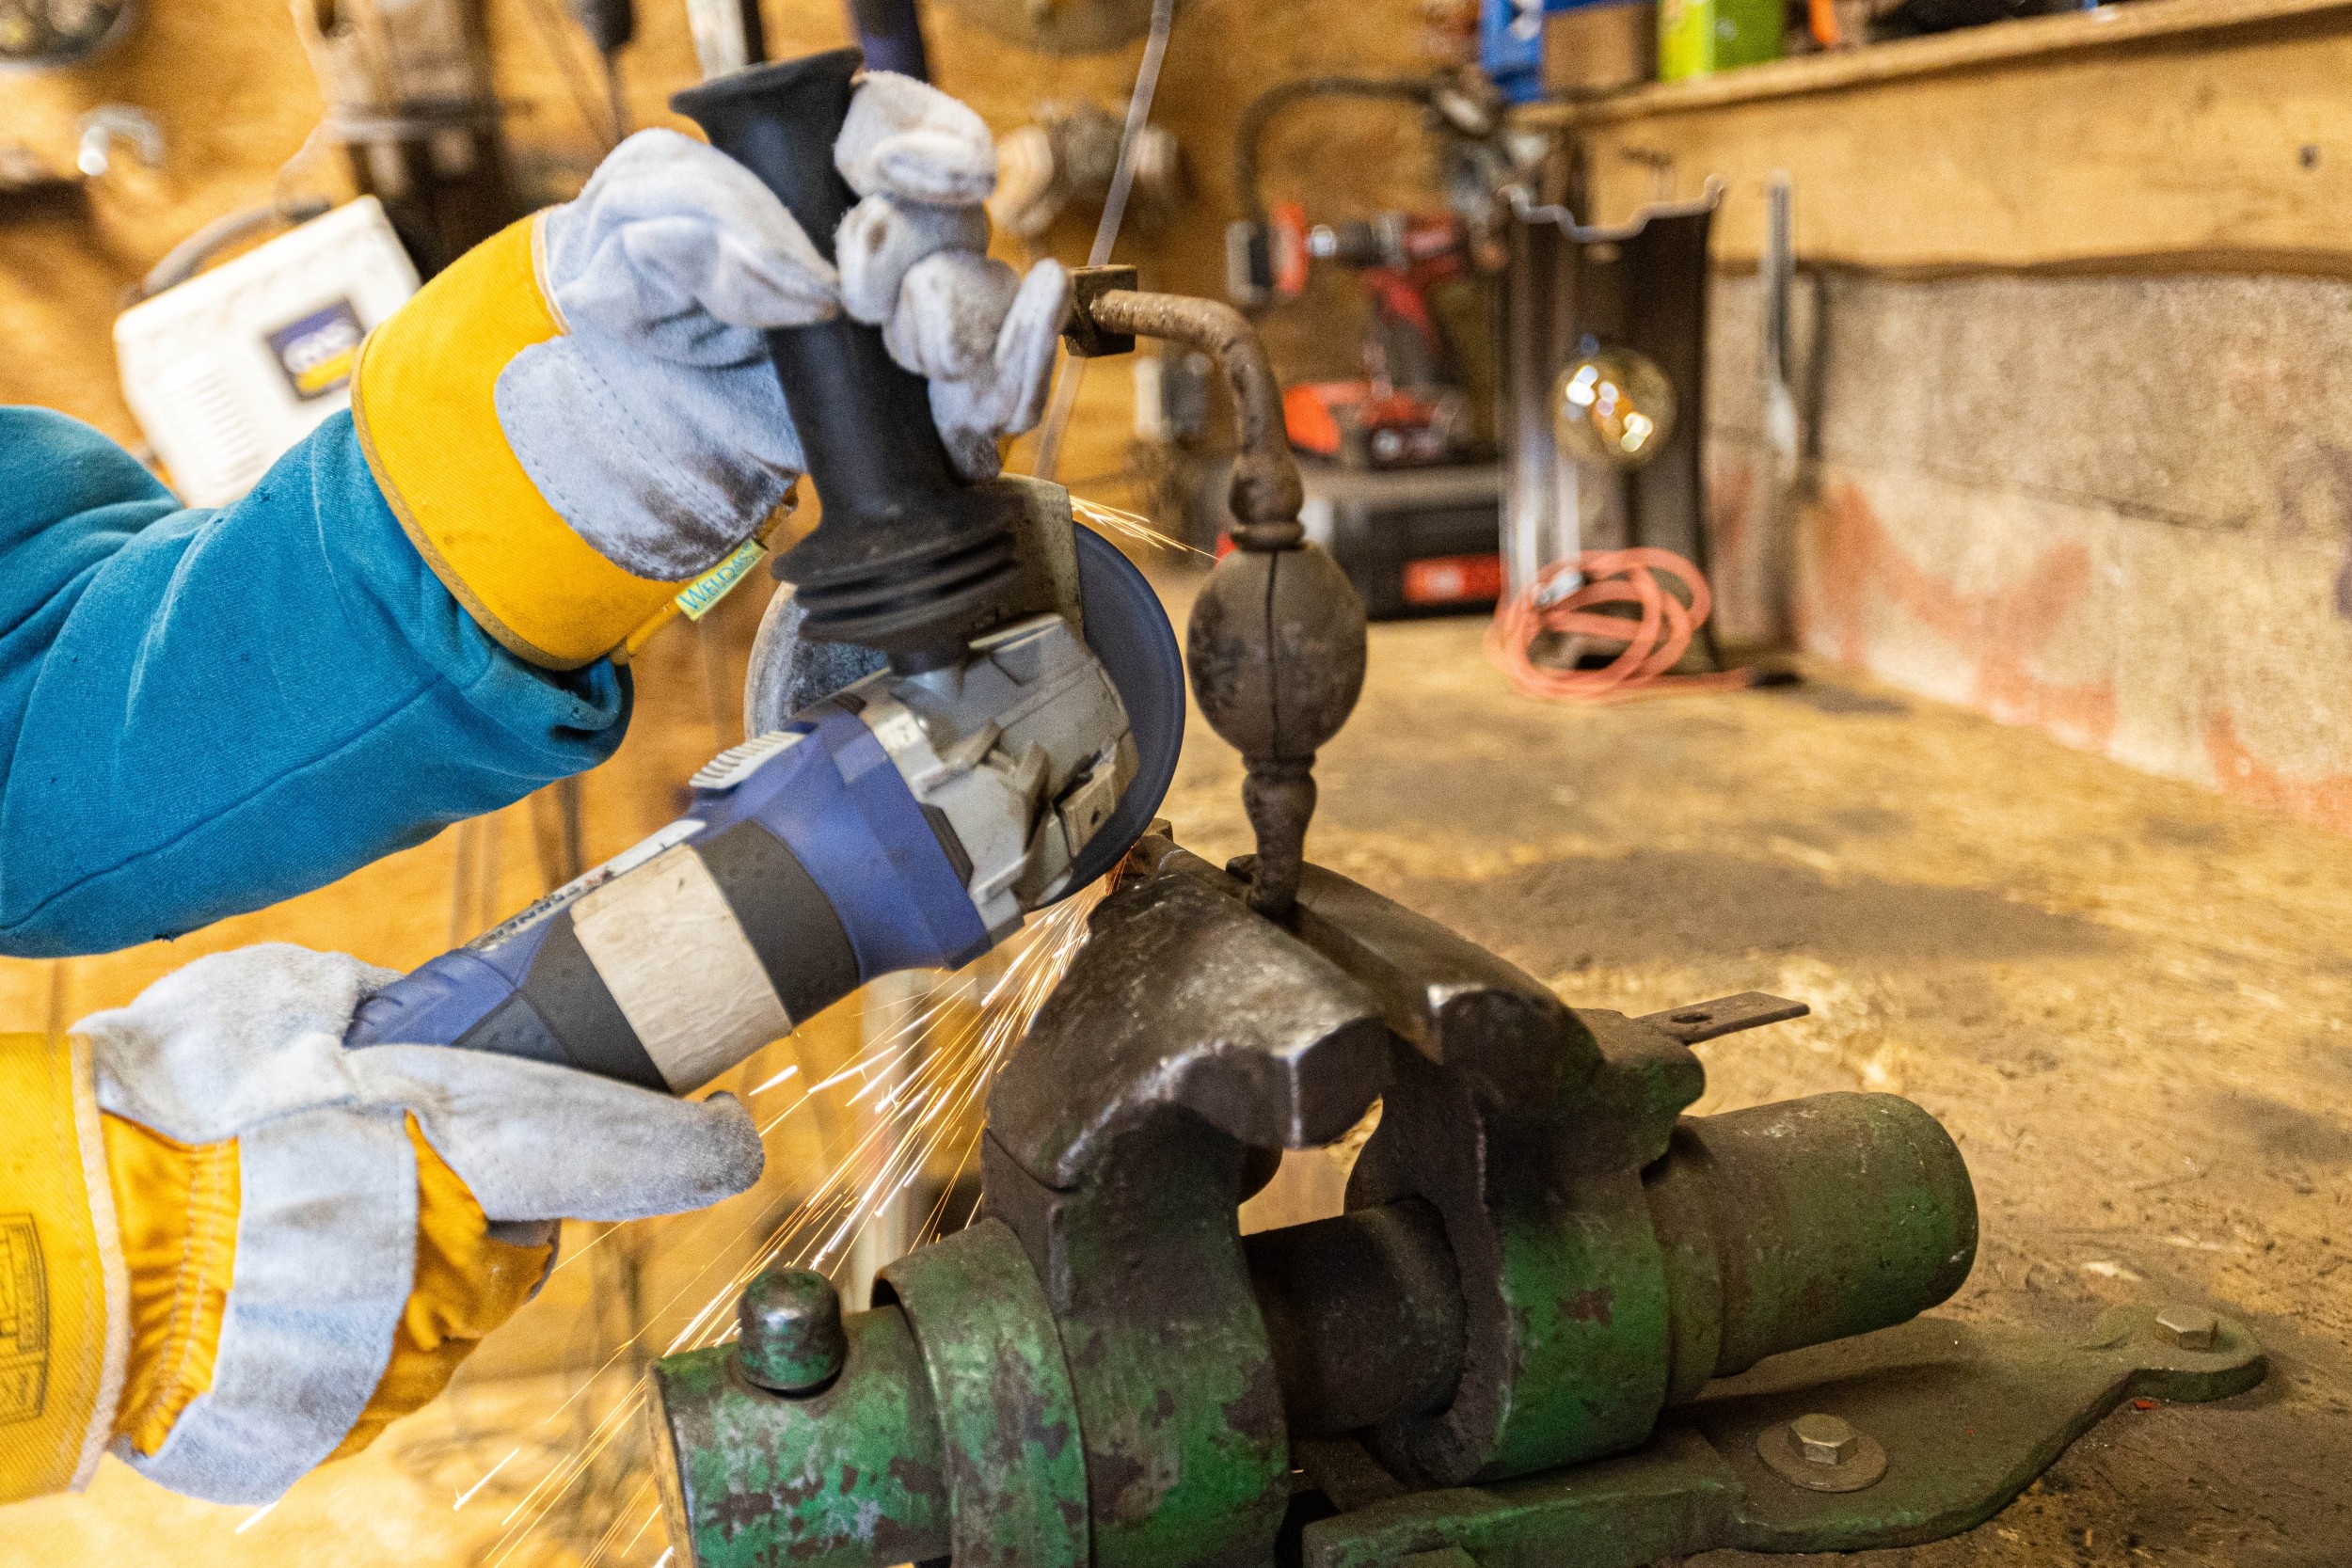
[672,48,1015,659]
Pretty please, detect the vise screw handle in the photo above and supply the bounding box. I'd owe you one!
[672,48,1018,664]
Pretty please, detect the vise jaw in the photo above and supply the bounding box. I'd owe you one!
[646,836,2258,1568]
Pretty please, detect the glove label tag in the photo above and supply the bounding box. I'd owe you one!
[0,1212,50,1424]
[675,537,768,622]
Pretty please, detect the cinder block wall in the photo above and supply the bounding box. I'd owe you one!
[1705,265,2352,832]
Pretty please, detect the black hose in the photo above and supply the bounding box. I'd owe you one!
[846,0,928,80]
[565,0,635,139]
[1232,76,1434,226]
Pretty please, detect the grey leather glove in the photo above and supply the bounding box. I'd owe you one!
[497,73,1068,582]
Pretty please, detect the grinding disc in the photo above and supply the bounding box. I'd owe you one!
[1058,523,1184,893]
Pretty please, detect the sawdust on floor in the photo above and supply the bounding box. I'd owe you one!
[1166,613,2352,1568]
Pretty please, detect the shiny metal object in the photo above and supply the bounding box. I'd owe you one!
[73,103,162,178]
[1756,1413,1889,1493]
[1791,1412,1859,1465]
[2153,1304,2221,1352]
[1553,346,1677,471]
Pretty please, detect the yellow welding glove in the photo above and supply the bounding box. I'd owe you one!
[100,1112,554,1473]
[0,944,764,1507]
[0,1030,125,1503]
[352,75,1065,673]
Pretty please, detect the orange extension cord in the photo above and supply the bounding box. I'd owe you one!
[1485,547,1756,705]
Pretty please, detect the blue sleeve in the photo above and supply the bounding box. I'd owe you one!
[0,406,632,958]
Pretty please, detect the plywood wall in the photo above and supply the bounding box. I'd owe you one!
[1,0,1454,446]
[1559,0,2352,275]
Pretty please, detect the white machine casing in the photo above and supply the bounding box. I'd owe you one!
[113,196,419,506]
[856,613,1139,938]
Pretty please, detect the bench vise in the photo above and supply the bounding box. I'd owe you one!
[644,833,2262,1568]
[633,49,2260,1568]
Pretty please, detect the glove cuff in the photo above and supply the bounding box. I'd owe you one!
[0,1032,130,1502]
[90,1106,553,1502]
[328,1117,555,1465]
[351,213,692,671]
[102,1116,237,1461]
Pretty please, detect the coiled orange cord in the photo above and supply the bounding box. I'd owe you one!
[1485,547,1756,705]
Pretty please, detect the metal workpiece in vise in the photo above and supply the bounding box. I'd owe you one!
[642,829,2265,1568]
[1064,264,1370,918]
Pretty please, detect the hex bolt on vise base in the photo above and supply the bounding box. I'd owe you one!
[1755,1412,1887,1493]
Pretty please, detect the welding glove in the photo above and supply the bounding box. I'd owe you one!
[351,71,1068,673]
[831,73,1070,479]
[0,945,762,1507]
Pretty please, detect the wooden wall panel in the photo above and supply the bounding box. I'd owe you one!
[1548,0,2352,275]
[2,0,1453,439]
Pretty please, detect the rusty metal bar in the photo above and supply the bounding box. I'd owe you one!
[1080,288,1306,546]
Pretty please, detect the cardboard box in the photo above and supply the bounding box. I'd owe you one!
[1545,0,1658,91]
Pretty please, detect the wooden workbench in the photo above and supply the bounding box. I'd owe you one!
[3,595,2344,1564]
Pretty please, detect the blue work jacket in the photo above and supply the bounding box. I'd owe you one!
[0,406,629,958]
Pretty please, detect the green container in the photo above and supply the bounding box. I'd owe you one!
[1657,0,1782,80]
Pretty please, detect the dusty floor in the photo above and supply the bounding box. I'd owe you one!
[3,583,2347,1565]
[1168,613,2352,1567]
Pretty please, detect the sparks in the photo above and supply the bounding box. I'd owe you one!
[1072,495,1213,560]
[454,1445,521,1509]
[470,886,1104,1568]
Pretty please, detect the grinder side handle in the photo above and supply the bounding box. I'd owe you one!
[672,47,1017,659]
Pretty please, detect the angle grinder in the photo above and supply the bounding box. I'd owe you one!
[344,48,1185,1093]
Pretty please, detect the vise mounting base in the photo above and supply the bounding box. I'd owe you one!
[1292,1303,2266,1568]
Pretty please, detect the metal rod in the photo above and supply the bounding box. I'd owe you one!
[1026,0,1177,482]
[1078,289,1303,543]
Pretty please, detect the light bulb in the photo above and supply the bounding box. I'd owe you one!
[1551,347,1676,470]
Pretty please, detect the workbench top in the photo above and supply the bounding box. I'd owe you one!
[3,597,2344,1562]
